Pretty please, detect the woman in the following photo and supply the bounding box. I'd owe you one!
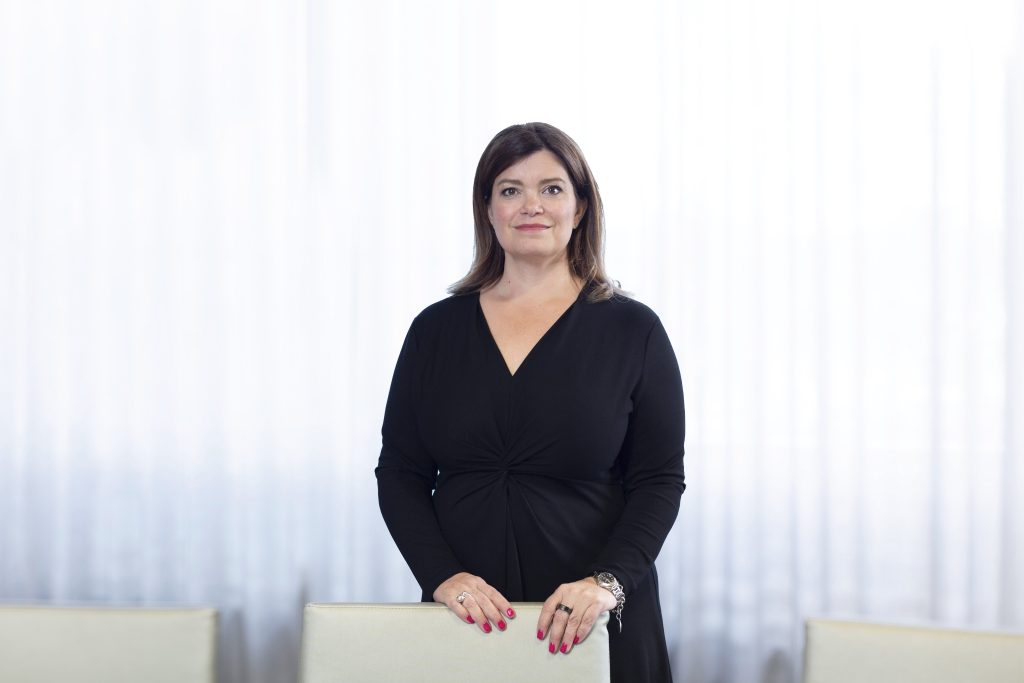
[375,122,685,682]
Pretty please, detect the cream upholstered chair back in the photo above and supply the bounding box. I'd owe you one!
[300,603,610,683]
[803,618,1024,683]
[0,605,217,683]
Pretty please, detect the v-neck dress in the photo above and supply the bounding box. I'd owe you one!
[376,283,686,683]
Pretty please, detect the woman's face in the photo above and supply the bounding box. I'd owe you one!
[487,149,587,265]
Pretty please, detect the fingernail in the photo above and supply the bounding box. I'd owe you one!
[537,630,544,640]
[573,635,580,644]
[497,620,506,631]
[483,623,492,633]
[549,642,556,654]
[466,616,474,624]
[507,608,516,618]
[561,643,568,654]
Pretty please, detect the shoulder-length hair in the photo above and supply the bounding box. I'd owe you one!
[448,122,620,302]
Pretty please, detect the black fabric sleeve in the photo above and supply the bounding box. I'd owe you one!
[375,321,465,596]
[588,317,686,594]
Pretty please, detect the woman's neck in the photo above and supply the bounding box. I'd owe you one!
[487,255,581,303]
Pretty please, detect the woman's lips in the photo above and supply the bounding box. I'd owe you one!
[514,224,549,231]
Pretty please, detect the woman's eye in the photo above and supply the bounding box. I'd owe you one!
[500,187,518,197]
[544,185,563,195]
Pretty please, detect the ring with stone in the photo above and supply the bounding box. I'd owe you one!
[456,591,470,604]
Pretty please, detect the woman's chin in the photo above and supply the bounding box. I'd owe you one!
[503,242,571,261]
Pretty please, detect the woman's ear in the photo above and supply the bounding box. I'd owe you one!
[574,200,588,227]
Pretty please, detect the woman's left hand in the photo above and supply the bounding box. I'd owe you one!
[536,576,617,655]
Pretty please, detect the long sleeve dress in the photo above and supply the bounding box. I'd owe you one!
[375,282,686,683]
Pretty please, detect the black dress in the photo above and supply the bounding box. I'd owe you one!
[375,282,686,683]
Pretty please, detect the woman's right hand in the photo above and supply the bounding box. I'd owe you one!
[433,572,516,634]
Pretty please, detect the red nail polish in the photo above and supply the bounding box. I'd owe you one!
[549,642,556,654]
[561,643,568,653]
[537,630,544,640]
[497,620,506,630]
[466,616,474,624]
[573,635,580,644]
[507,608,516,618]
[483,623,492,633]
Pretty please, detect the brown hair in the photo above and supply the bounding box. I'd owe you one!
[448,122,620,302]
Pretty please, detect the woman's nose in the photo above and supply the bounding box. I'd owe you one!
[521,192,544,214]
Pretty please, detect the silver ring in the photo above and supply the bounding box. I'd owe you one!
[556,603,573,616]
[456,591,470,604]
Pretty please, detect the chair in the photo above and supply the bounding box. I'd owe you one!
[0,604,217,683]
[300,603,609,683]
[803,617,1024,683]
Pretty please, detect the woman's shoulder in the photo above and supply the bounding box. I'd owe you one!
[582,286,663,333]
[409,292,478,333]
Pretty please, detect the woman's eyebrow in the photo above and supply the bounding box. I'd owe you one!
[495,177,568,186]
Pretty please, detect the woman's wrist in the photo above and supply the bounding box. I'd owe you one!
[591,571,626,632]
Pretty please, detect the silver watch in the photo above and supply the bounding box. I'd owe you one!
[593,571,625,632]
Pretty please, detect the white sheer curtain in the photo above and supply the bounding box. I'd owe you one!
[1,1,1021,682]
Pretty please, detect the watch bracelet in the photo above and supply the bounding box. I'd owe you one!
[593,571,626,632]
